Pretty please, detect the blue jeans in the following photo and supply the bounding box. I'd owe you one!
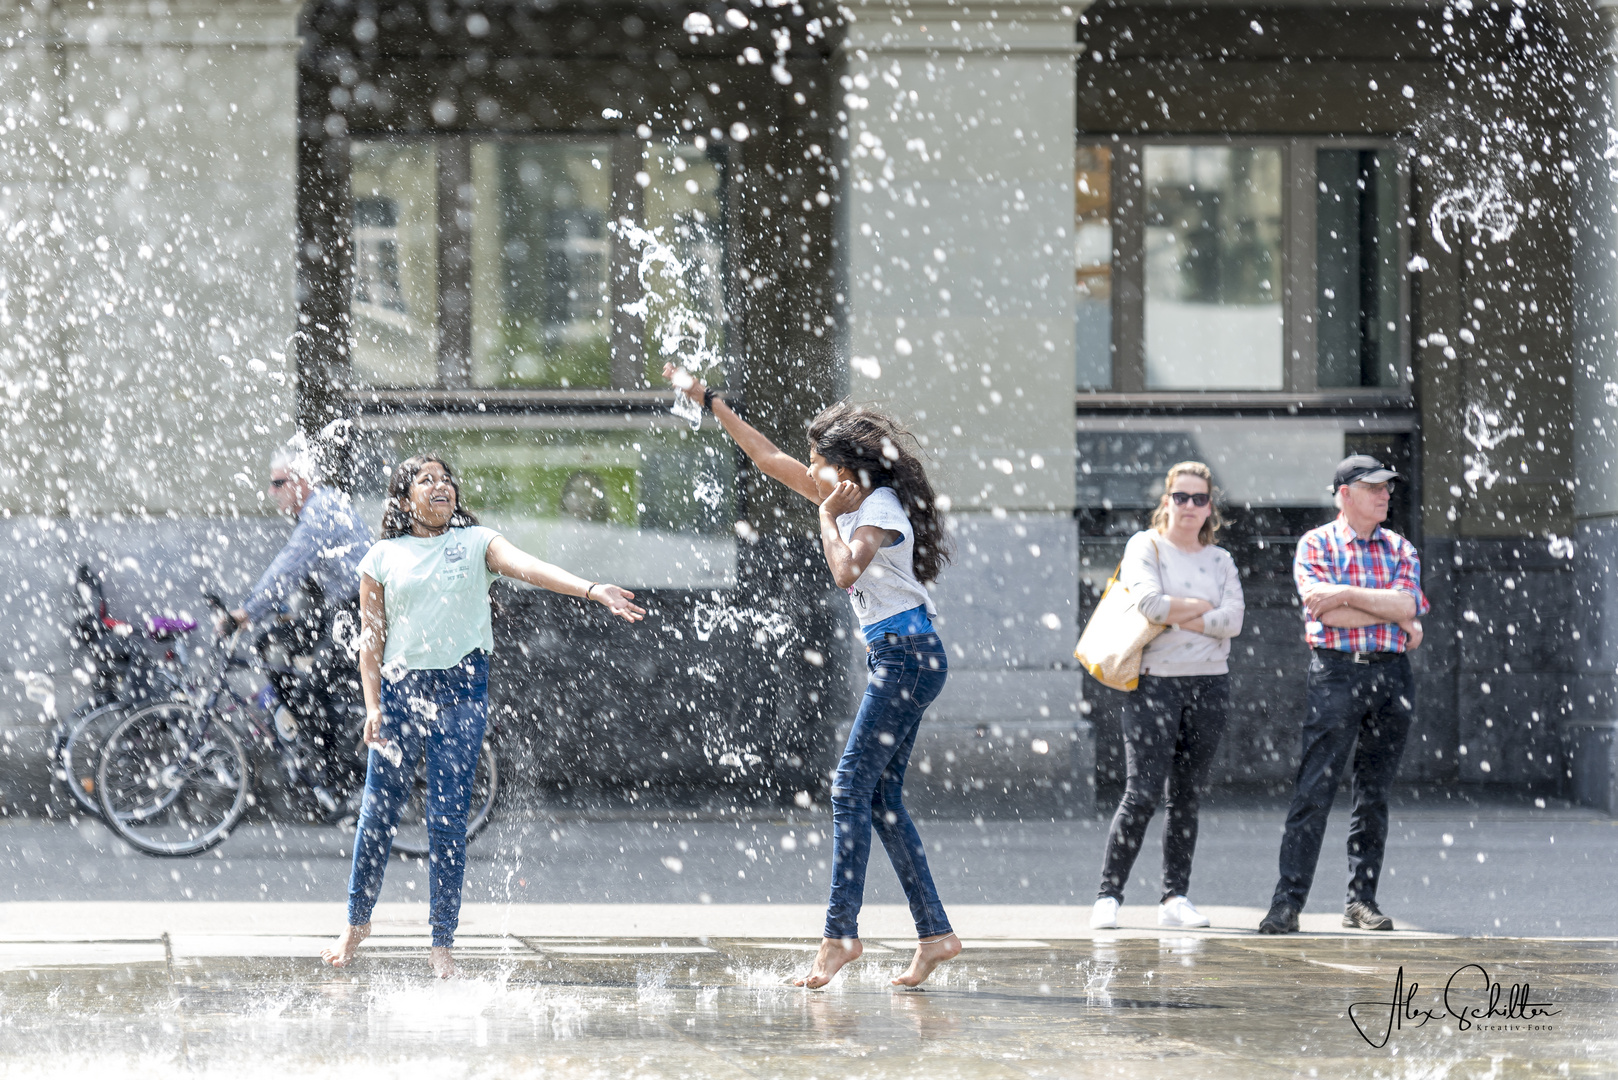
[1272,650,1413,911]
[824,632,952,941]
[346,651,489,947]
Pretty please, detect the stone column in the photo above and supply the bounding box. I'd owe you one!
[1569,3,1618,813]
[840,0,1092,811]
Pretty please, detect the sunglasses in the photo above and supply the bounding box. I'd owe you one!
[1170,491,1211,507]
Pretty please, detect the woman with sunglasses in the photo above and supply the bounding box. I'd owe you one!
[1090,461,1244,931]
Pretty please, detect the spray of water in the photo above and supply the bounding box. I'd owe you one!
[1428,179,1518,254]
[690,599,794,651]
[614,219,724,432]
[1461,402,1524,494]
[1080,959,1117,1004]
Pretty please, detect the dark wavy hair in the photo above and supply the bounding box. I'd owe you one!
[379,454,481,540]
[806,401,953,583]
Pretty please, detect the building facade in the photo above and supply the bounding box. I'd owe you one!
[2,0,1615,813]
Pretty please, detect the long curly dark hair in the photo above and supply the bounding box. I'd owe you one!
[807,402,953,583]
[379,454,482,539]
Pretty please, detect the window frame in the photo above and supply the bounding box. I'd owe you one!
[339,130,738,414]
[1083,134,1412,405]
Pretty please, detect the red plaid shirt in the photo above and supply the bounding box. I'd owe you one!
[1294,516,1430,653]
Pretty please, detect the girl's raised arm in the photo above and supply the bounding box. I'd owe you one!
[484,535,646,623]
[664,364,822,503]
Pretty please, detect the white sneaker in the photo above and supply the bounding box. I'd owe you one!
[1158,895,1211,928]
[1089,897,1120,930]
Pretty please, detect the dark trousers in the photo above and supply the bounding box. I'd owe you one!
[1098,674,1229,903]
[1271,650,1413,911]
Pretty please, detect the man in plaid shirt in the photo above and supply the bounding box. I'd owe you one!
[1259,455,1429,935]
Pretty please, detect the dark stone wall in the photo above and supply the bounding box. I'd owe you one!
[487,535,850,805]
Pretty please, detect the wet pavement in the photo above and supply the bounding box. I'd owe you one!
[3,794,1613,1075]
[0,914,1611,1078]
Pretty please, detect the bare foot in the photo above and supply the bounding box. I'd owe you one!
[891,932,961,988]
[321,923,370,968]
[793,937,862,989]
[429,945,457,980]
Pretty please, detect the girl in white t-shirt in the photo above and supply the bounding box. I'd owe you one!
[666,363,960,991]
[321,454,644,979]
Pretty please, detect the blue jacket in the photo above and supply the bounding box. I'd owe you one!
[242,486,374,623]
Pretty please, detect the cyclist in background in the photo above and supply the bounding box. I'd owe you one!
[224,441,373,636]
[221,441,374,805]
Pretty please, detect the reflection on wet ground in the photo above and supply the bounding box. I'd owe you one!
[0,932,1611,1078]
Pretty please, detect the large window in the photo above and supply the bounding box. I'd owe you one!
[1077,138,1409,397]
[350,135,727,392]
[346,134,736,590]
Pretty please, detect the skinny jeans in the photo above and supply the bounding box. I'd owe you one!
[346,650,489,947]
[1271,650,1413,911]
[824,632,952,941]
[1097,674,1229,903]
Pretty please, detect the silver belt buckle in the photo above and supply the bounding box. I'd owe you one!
[1352,651,1370,665]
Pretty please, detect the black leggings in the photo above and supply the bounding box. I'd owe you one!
[1097,674,1229,903]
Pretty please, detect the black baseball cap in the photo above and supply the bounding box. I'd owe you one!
[1332,454,1402,492]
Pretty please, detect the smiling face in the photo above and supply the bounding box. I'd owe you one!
[1165,472,1212,537]
[405,460,457,531]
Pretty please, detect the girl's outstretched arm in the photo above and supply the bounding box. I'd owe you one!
[485,536,647,623]
[664,363,822,503]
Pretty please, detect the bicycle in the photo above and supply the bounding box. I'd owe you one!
[94,591,499,858]
[50,565,196,819]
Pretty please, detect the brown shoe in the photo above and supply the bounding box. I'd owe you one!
[1258,903,1299,934]
[1343,901,1394,931]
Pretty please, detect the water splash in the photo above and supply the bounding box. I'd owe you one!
[690,599,794,650]
[1461,402,1524,493]
[1080,959,1117,1005]
[615,219,724,431]
[634,963,677,1011]
[692,475,725,510]
[1428,179,1518,254]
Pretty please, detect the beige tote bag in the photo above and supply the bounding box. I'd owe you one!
[1074,539,1166,692]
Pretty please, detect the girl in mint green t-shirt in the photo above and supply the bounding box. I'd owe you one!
[321,453,645,979]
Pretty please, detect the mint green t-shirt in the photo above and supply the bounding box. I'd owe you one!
[356,525,501,671]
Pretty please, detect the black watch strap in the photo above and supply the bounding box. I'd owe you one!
[703,386,718,411]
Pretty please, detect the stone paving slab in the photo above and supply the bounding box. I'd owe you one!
[0,918,1610,1078]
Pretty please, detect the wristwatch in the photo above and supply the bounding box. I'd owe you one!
[703,386,719,411]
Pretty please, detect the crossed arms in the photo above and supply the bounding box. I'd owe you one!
[1299,577,1424,650]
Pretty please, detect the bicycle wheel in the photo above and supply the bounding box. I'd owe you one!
[97,702,250,857]
[56,701,129,818]
[390,739,499,858]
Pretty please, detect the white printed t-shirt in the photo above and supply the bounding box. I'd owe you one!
[356,525,501,671]
[835,486,936,629]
